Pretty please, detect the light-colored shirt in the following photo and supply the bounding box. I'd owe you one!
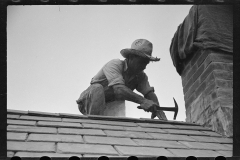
[90,59,154,98]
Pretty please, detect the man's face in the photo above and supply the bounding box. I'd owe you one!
[128,56,150,74]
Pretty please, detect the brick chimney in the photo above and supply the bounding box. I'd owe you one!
[181,49,233,137]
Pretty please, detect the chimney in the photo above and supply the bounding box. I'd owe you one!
[102,101,126,117]
[181,49,233,137]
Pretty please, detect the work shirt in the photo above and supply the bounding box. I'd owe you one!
[90,59,154,102]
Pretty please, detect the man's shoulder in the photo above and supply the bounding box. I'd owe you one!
[105,59,124,67]
[138,71,148,79]
[108,59,123,64]
[139,71,147,76]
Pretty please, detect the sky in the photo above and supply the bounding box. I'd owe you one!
[7,5,193,121]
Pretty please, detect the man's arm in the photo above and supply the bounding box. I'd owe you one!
[144,91,159,105]
[144,91,168,120]
[112,84,156,112]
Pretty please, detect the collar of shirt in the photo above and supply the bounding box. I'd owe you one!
[123,59,128,72]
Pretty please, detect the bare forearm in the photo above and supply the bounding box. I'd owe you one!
[145,91,168,120]
[113,85,145,104]
[144,91,159,106]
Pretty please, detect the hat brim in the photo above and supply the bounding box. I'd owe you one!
[120,49,160,62]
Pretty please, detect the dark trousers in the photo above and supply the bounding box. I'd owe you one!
[76,83,106,115]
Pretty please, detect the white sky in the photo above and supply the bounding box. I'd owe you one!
[7,5,192,121]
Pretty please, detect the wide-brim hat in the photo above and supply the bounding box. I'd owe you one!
[120,39,160,62]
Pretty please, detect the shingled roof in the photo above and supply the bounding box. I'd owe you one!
[7,109,233,158]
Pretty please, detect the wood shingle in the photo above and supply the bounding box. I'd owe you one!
[7,109,233,158]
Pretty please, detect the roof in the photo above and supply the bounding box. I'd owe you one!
[7,109,233,158]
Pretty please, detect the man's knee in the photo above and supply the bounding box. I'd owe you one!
[90,83,104,96]
[77,83,105,115]
[88,83,106,115]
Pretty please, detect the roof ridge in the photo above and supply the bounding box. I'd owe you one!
[7,109,202,127]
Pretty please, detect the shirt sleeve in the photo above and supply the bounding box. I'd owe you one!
[136,72,154,96]
[102,59,125,87]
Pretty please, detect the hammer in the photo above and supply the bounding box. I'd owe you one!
[148,97,179,120]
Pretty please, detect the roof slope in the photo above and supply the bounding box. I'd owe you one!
[7,109,232,158]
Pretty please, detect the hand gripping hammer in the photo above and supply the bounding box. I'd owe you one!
[151,97,179,120]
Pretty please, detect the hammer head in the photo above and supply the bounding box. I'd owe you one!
[173,97,179,120]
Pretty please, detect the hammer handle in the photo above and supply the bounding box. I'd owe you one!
[154,106,176,112]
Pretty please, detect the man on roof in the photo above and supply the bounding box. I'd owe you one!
[76,39,167,120]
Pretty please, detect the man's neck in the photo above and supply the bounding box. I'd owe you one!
[124,59,141,76]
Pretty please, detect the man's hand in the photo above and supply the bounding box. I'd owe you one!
[150,105,158,119]
[138,103,168,121]
[137,99,158,112]
[151,110,157,119]
[149,105,168,120]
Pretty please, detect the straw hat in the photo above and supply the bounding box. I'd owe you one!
[120,39,160,61]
